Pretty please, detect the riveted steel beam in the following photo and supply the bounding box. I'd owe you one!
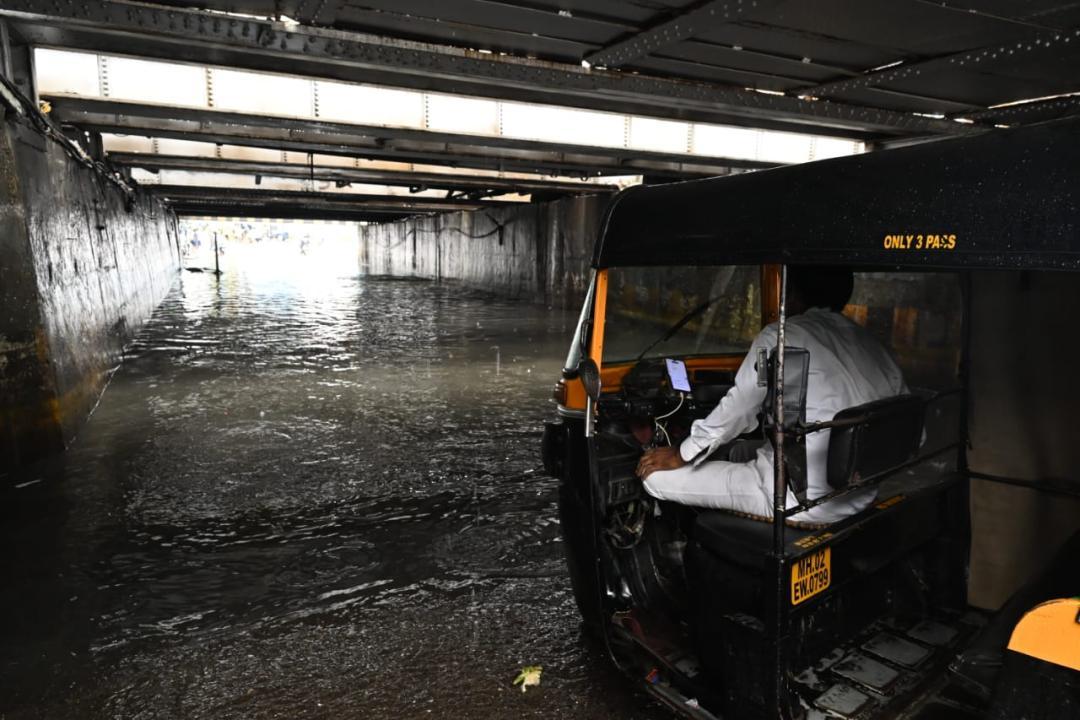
[108,153,618,195]
[585,0,779,68]
[956,94,1080,125]
[50,95,760,167]
[797,25,1080,100]
[102,124,660,178]
[48,95,755,177]
[151,185,499,210]
[293,0,347,27]
[0,0,970,138]
[176,208,410,221]
[154,185,499,220]
[168,200,416,221]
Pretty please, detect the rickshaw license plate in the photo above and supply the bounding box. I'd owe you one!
[791,548,831,605]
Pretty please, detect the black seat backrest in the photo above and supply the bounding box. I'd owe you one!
[826,394,924,490]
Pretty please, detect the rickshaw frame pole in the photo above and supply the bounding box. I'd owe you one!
[771,264,789,716]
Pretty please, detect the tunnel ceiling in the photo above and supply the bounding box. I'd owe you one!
[2,0,1079,221]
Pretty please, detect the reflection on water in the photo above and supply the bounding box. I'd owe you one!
[0,261,667,719]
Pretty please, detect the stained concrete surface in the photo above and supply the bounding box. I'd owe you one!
[966,271,1080,609]
[0,121,54,467]
[0,117,178,470]
[359,194,605,309]
[0,257,668,719]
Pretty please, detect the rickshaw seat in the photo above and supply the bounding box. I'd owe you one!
[826,394,924,490]
[692,472,961,571]
[693,393,927,567]
[694,511,815,569]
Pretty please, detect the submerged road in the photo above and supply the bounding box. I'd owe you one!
[0,266,668,719]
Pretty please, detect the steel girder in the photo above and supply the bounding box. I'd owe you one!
[169,203,412,221]
[48,96,754,178]
[109,153,618,196]
[796,25,1080,103]
[584,0,783,69]
[962,94,1080,125]
[0,0,970,139]
[151,185,498,219]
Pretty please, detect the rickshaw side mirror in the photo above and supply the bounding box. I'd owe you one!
[577,358,602,401]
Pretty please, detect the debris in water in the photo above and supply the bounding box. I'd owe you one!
[513,665,542,692]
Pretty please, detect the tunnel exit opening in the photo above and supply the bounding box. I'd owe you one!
[179,216,361,280]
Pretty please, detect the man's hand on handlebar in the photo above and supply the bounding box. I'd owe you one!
[636,446,686,479]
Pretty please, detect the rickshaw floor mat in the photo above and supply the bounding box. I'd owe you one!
[792,609,990,719]
[606,606,990,719]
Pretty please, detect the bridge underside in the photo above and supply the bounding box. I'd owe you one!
[1,0,1076,221]
[0,0,1077,467]
[0,7,1077,720]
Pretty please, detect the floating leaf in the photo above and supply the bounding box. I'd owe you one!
[512,665,542,693]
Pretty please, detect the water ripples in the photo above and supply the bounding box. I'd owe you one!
[0,268,666,719]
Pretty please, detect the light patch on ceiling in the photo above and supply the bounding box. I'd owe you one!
[37,48,866,169]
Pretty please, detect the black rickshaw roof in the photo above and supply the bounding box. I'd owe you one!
[593,117,1080,271]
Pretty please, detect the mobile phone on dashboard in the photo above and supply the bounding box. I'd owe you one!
[665,358,692,393]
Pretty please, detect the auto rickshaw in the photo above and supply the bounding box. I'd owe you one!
[542,117,1080,719]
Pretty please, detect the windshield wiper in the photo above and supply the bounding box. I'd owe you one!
[634,295,722,363]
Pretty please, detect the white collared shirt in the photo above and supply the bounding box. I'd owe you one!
[679,307,907,523]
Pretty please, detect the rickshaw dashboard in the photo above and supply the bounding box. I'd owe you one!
[593,357,741,510]
[596,357,735,442]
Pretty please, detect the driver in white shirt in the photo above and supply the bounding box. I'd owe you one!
[636,267,907,524]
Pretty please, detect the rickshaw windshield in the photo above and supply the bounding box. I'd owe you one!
[603,265,761,363]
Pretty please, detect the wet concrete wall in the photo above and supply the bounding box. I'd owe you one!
[0,116,180,470]
[358,194,608,307]
[966,271,1080,609]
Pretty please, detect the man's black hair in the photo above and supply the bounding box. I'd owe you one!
[787,265,854,312]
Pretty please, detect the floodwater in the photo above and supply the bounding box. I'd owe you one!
[0,253,669,719]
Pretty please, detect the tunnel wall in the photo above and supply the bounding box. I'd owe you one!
[357,194,608,307]
[0,114,180,471]
[966,271,1080,609]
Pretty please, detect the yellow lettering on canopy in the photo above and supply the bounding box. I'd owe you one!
[882,233,959,251]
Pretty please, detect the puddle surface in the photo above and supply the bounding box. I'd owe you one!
[0,267,667,719]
